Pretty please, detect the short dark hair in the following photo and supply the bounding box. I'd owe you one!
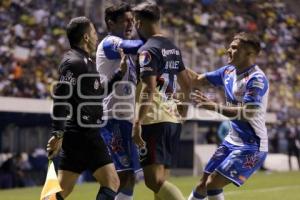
[66,16,91,46]
[233,32,261,54]
[133,2,160,22]
[105,3,131,28]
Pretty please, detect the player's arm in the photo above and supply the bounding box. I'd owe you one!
[133,49,159,147]
[185,68,211,89]
[102,36,143,59]
[191,90,253,119]
[105,50,128,94]
[192,75,268,120]
[133,75,156,147]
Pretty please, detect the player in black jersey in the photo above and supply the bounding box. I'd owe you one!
[46,16,127,200]
[132,2,191,200]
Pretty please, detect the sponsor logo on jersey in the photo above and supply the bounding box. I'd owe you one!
[161,48,180,57]
[139,51,152,67]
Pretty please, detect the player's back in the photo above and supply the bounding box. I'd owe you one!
[137,36,185,125]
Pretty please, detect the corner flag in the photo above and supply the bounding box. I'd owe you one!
[40,161,62,200]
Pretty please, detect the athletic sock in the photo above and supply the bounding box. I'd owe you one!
[115,188,134,200]
[96,186,117,200]
[207,189,224,200]
[188,189,207,200]
[156,181,185,200]
[56,193,64,200]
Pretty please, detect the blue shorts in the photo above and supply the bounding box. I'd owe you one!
[100,119,141,172]
[204,141,267,186]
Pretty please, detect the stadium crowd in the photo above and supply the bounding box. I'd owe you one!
[0,0,300,188]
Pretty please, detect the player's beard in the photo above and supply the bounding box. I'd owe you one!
[136,29,147,42]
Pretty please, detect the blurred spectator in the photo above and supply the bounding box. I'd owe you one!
[286,120,300,170]
[0,153,33,188]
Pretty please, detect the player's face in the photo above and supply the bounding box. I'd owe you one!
[86,23,98,52]
[227,39,248,67]
[113,12,134,39]
[133,16,145,40]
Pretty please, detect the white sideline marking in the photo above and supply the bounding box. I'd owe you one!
[185,185,300,198]
[226,185,300,196]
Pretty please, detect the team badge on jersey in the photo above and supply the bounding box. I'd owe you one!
[139,51,152,68]
[94,79,100,90]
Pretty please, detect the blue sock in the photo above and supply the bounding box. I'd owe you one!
[96,187,117,200]
[119,188,133,196]
[193,189,206,199]
[207,189,223,196]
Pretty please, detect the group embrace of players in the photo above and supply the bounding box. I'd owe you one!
[47,2,269,200]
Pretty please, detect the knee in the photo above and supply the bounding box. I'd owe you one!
[206,174,220,190]
[119,172,135,190]
[144,176,165,193]
[60,185,74,198]
[196,179,207,191]
[109,173,120,191]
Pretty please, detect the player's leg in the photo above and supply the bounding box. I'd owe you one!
[205,171,231,200]
[87,128,120,200]
[143,164,184,200]
[101,119,139,200]
[188,145,230,200]
[288,145,293,170]
[140,122,185,200]
[56,170,80,199]
[93,163,120,200]
[208,148,267,200]
[116,170,135,200]
[56,132,86,199]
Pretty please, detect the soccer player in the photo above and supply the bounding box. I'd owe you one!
[46,16,128,200]
[188,32,269,200]
[96,3,143,200]
[132,2,191,200]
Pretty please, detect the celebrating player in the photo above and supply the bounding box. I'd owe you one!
[96,3,143,200]
[46,16,128,200]
[132,2,191,200]
[188,32,269,200]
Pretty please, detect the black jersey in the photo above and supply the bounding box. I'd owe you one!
[138,36,185,96]
[136,36,185,124]
[52,47,123,132]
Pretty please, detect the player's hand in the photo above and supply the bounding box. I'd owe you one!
[191,90,217,110]
[47,136,62,159]
[118,48,128,75]
[133,122,145,148]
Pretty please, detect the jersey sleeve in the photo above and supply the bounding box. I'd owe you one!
[205,66,227,87]
[243,74,269,105]
[138,48,161,78]
[102,36,143,60]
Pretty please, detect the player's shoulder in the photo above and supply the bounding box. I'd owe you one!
[59,50,87,74]
[249,65,268,82]
[247,65,269,89]
[222,65,235,74]
[99,35,122,50]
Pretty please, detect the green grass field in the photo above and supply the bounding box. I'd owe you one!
[1,171,300,200]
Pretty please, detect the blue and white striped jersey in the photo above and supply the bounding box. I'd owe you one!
[206,65,269,152]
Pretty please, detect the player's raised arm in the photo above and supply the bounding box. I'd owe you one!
[185,68,209,88]
[100,36,143,60]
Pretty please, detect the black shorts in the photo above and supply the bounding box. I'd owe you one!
[59,128,112,174]
[139,122,182,168]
